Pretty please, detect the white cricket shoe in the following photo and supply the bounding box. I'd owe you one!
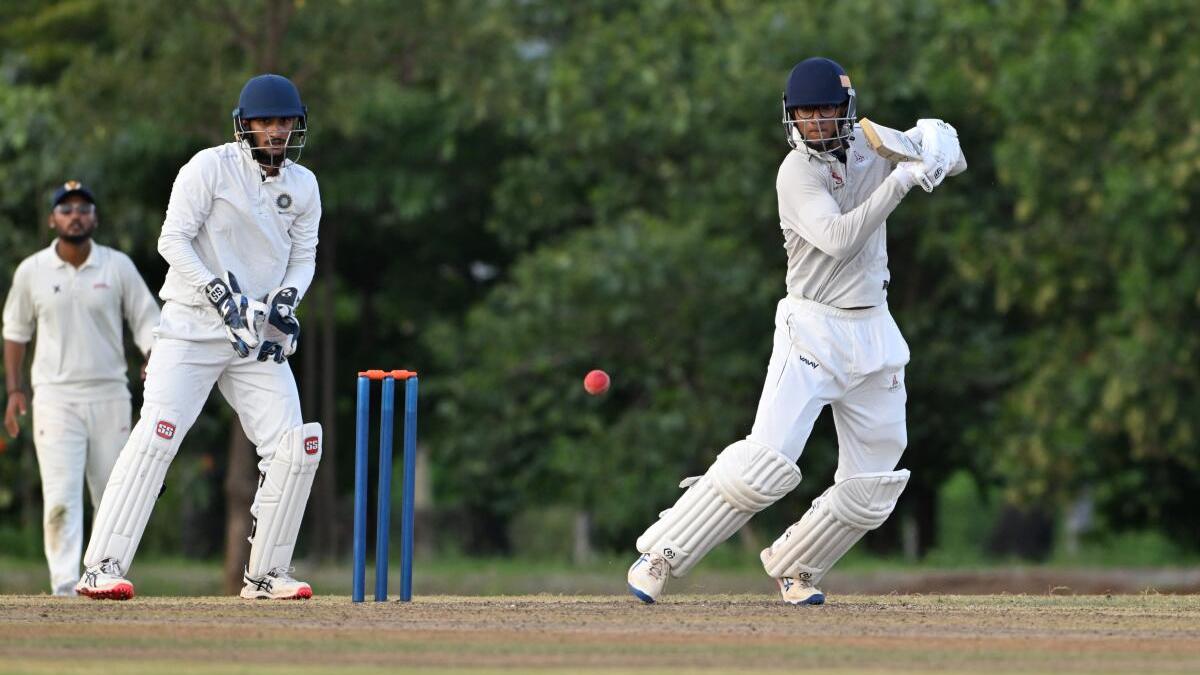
[774,575,826,605]
[75,558,135,600]
[627,552,671,604]
[240,566,313,600]
[53,580,78,597]
[760,548,825,605]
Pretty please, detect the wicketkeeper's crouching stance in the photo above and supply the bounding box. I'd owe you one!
[76,73,323,600]
[627,57,966,605]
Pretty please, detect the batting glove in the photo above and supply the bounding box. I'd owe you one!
[891,161,934,193]
[914,119,961,190]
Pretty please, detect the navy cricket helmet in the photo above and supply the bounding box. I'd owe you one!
[781,57,857,153]
[232,74,308,166]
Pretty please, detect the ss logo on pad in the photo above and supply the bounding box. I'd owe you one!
[304,436,320,455]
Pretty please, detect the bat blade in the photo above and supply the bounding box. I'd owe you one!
[859,118,922,162]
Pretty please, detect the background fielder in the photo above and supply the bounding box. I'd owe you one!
[2,182,159,596]
[74,73,322,600]
[627,57,966,605]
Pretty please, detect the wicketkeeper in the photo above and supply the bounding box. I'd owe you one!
[76,74,323,600]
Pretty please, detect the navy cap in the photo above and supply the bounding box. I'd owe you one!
[51,180,96,207]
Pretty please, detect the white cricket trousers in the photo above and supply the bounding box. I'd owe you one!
[32,397,130,593]
[137,335,303,473]
[82,332,301,570]
[749,297,910,479]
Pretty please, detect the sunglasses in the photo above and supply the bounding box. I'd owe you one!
[54,203,96,215]
[796,105,844,120]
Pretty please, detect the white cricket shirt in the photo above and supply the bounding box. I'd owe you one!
[157,141,320,340]
[2,242,160,402]
[776,128,909,309]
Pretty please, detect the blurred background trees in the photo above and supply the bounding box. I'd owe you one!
[2,0,1197,569]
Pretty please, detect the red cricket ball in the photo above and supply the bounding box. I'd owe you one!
[583,369,610,396]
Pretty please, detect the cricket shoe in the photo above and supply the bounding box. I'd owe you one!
[760,548,824,605]
[627,552,671,604]
[774,575,826,605]
[75,558,135,600]
[240,566,313,600]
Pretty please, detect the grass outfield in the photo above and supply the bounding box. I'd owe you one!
[3,556,1200,597]
[3,594,1199,674]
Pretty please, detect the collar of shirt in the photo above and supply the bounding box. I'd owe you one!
[48,239,99,271]
[796,141,843,165]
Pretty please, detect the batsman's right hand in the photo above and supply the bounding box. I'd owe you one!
[891,161,935,193]
[205,272,267,357]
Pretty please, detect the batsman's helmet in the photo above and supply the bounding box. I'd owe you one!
[781,57,857,152]
[232,74,308,165]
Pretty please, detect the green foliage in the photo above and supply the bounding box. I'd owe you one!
[428,216,776,548]
[957,1,1200,543]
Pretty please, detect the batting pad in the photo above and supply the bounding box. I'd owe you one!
[84,406,185,572]
[761,469,909,583]
[246,423,322,577]
[637,440,802,577]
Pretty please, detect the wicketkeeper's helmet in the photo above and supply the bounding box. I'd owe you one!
[232,74,308,165]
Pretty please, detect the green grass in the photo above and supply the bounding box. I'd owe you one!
[4,550,1199,598]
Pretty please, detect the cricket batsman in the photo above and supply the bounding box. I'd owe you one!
[627,57,966,604]
[75,74,323,600]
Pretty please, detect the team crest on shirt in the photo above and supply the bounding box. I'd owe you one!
[830,168,845,190]
[853,150,867,165]
[887,373,903,392]
[275,193,293,210]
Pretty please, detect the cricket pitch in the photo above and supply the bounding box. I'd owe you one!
[3,594,1199,674]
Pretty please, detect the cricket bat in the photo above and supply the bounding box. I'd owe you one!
[859,118,922,162]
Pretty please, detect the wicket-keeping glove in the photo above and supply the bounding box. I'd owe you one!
[205,272,267,357]
[257,286,300,363]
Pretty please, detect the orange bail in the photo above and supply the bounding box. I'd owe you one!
[357,369,419,380]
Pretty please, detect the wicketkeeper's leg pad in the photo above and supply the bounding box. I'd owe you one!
[637,439,802,577]
[761,469,909,584]
[246,423,322,577]
[84,406,186,572]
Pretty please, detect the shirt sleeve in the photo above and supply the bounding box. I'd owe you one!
[117,254,161,356]
[279,178,320,302]
[777,157,909,260]
[158,152,219,290]
[2,261,35,343]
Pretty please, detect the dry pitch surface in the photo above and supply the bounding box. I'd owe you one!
[3,594,1200,674]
